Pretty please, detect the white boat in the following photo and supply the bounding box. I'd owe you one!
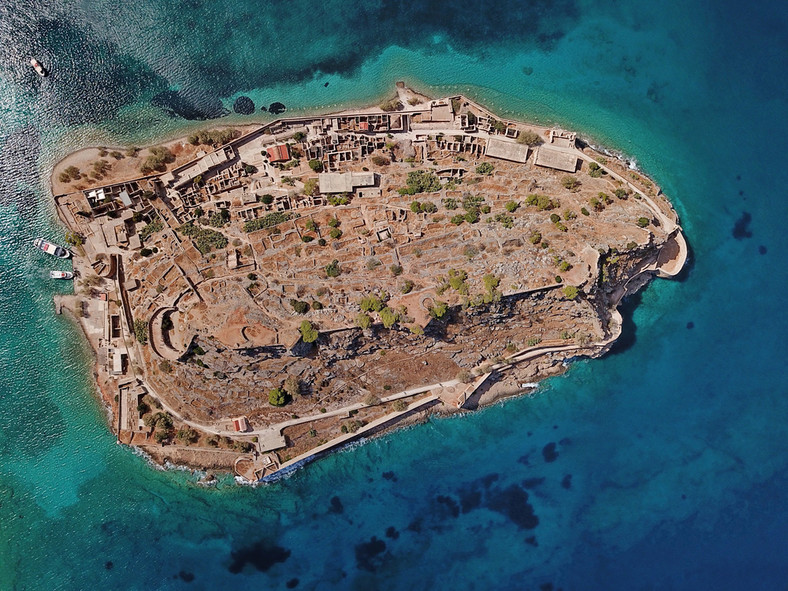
[30,58,47,77]
[49,270,74,280]
[34,238,70,259]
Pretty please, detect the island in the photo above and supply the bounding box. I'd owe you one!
[51,85,687,482]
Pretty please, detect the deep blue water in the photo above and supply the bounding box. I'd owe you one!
[1,0,788,589]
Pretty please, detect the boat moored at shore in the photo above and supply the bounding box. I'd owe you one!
[34,238,70,259]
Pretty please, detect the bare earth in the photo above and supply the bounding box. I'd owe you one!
[51,87,687,481]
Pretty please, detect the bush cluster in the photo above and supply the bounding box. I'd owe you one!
[243,212,293,233]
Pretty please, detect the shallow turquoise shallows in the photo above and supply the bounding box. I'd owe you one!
[1,0,788,588]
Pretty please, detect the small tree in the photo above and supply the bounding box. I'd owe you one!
[429,301,449,319]
[588,162,604,178]
[268,387,288,407]
[379,307,399,329]
[303,178,320,196]
[300,320,319,343]
[283,376,300,398]
[517,129,542,146]
[355,313,372,330]
[561,176,580,190]
[64,231,83,247]
[133,319,148,344]
[563,285,579,300]
[329,228,343,239]
[325,259,341,277]
[308,159,323,172]
[290,299,310,314]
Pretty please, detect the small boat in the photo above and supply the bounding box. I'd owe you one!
[34,238,71,259]
[30,58,47,77]
[50,270,74,280]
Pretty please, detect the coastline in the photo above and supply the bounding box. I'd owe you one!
[49,86,687,482]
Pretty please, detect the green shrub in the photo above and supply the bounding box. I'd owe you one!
[325,259,341,277]
[401,280,414,294]
[381,99,402,112]
[529,231,542,244]
[390,264,403,276]
[450,214,465,225]
[614,188,629,199]
[581,207,590,216]
[505,200,520,213]
[355,313,372,330]
[559,261,571,272]
[442,197,458,210]
[138,219,164,242]
[327,194,350,206]
[303,178,320,196]
[207,208,230,228]
[526,194,558,210]
[398,170,441,195]
[475,162,494,175]
[494,213,514,228]
[189,129,239,146]
[550,213,561,224]
[140,146,174,174]
[133,319,148,344]
[464,210,479,224]
[259,194,274,204]
[328,217,340,228]
[360,294,385,312]
[371,155,390,166]
[429,301,449,319]
[517,130,542,146]
[379,307,399,329]
[563,285,579,300]
[393,399,408,412]
[177,223,228,254]
[588,162,604,178]
[268,388,288,407]
[636,217,650,228]
[290,299,310,314]
[563,210,577,221]
[299,320,319,343]
[329,228,342,239]
[243,212,293,232]
[308,159,323,172]
[561,175,580,190]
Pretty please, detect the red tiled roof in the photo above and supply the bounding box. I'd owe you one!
[266,144,290,163]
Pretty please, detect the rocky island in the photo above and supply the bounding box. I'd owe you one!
[51,86,687,482]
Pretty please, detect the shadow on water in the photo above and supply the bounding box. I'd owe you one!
[674,235,695,283]
[608,290,643,357]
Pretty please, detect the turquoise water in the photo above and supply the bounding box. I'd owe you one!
[2,0,788,588]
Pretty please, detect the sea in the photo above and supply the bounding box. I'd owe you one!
[1,0,787,589]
